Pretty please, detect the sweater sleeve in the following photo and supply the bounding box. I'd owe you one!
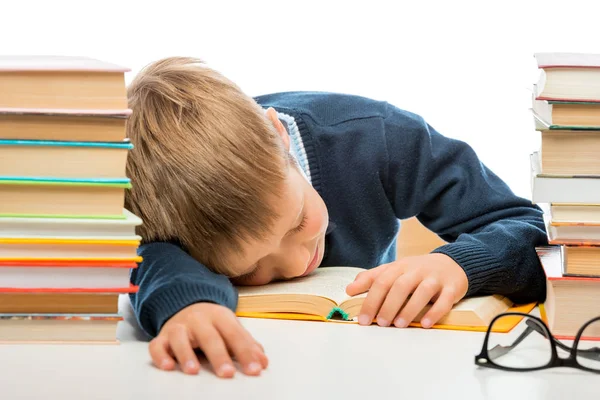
[382,104,549,304]
[129,241,238,338]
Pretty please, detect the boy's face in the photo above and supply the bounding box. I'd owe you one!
[226,109,329,286]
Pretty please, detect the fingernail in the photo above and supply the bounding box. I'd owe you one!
[217,363,235,377]
[358,314,371,326]
[376,317,389,327]
[421,318,432,329]
[247,362,262,374]
[394,317,407,328]
[160,359,171,369]
[185,360,198,371]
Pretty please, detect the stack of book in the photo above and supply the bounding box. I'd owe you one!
[0,56,142,343]
[530,52,600,340]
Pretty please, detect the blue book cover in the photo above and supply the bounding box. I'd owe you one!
[0,139,133,149]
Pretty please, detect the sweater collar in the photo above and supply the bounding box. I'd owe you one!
[277,112,336,235]
[277,112,312,185]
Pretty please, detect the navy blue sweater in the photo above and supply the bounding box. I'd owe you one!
[130,92,548,337]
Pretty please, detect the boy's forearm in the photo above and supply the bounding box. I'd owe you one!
[130,241,238,337]
[431,209,548,303]
[383,104,548,303]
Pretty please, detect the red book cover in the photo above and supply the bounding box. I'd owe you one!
[0,260,138,268]
[0,283,139,294]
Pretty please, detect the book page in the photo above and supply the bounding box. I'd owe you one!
[0,56,129,72]
[448,295,510,311]
[237,266,365,305]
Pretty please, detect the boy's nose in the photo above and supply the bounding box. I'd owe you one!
[277,245,311,279]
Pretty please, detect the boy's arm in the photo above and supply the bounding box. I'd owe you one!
[382,104,548,304]
[129,241,238,338]
[129,241,268,377]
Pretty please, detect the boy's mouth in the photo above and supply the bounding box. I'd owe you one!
[301,245,320,277]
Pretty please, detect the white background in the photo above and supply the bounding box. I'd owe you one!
[3,0,599,199]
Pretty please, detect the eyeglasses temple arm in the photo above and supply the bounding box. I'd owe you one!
[527,320,600,362]
[487,325,534,360]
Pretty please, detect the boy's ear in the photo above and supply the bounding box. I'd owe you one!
[265,107,290,151]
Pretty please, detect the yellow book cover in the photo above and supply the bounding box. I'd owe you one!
[236,267,536,333]
[0,256,143,262]
[0,238,140,245]
[0,238,141,261]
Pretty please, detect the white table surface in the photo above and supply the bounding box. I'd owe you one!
[0,296,598,400]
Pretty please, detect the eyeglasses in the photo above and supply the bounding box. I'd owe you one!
[475,312,600,373]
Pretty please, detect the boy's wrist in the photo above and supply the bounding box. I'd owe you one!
[138,281,238,338]
[430,241,500,297]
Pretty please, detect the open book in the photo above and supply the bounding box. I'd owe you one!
[236,267,536,332]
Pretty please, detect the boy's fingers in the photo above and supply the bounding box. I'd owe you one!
[356,266,403,325]
[420,288,455,328]
[251,340,269,369]
[254,341,265,353]
[375,273,418,327]
[394,279,441,328]
[149,336,176,371]
[217,317,265,376]
[345,271,374,295]
[249,340,268,368]
[192,323,236,379]
[256,345,269,369]
[168,325,201,375]
[346,264,388,296]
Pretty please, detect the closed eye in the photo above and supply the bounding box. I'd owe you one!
[289,214,308,234]
[234,266,260,283]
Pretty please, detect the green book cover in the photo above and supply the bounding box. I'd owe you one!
[532,112,600,131]
[548,100,600,105]
[0,177,131,188]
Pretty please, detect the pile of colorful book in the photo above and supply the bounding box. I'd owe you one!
[530,52,600,340]
[0,56,141,343]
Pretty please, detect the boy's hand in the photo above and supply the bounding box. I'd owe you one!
[346,254,468,329]
[149,303,268,378]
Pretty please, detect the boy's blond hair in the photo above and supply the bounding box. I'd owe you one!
[125,57,288,272]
